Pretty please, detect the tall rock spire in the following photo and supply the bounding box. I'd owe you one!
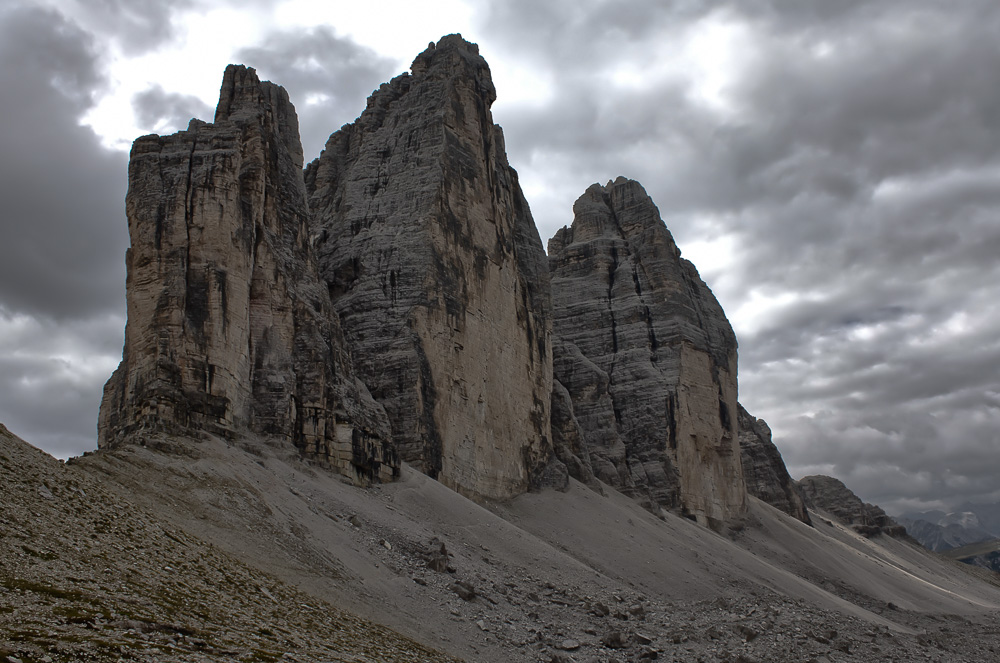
[305,35,554,501]
[548,177,746,528]
[98,66,396,483]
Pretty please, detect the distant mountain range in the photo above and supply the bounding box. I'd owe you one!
[898,502,1000,552]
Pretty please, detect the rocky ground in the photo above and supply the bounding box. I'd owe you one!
[4,422,1000,662]
[0,424,457,662]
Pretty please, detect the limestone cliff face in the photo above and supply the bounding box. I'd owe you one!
[99,66,396,483]
[737,405,810,524]
[305,35,553,501]
[548,178,746,527]
[797,475,906,538]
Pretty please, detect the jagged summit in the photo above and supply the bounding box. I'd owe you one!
[548,177,746,528]
[214,64,305,168]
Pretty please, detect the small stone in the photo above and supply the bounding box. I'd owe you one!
[601,630,627,649]
[423,538,450,572]
[590,601,610,617]
[558,639,581,650]
[348,515,362,528]
[449,580,476,601]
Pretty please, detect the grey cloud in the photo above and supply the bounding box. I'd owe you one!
[0,5,127,454]
[52,0,192,55]
[236,27,398,160]
[480,0,1000,510]
[0,4,128,320]
[0,307,124,457]
[132,85,213,135]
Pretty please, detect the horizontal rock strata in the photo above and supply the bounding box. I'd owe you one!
[797,475,906,537]
[548,177,746,527]
[738,404,810,524]
[99,65,395,482]
[305,35,554,501]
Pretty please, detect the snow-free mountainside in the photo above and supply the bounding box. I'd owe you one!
[4,35,1000,663]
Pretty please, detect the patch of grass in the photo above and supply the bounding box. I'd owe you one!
[246,648,283,662]
[52,604,107,622]
[1,577,87,602]
[21,545,58,561]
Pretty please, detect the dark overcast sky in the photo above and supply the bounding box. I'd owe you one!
[2,0,999,515]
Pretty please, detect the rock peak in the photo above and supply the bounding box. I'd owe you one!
[409,34,496,105]
[98,66,395,483]
[549,177,746,527]
[214,63,303,170]
[304,33,551,501]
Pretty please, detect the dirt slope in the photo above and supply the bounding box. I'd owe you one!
[0,424,458,663]
[67,431,1000,662]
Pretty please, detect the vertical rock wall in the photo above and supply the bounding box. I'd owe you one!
[99,66,396,483]
[305,36,553,501]
[548,177,746,527]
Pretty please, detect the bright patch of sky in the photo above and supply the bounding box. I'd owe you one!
[68,0,482,150]
[608,9,756,118]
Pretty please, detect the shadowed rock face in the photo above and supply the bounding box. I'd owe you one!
[98,65,396,483]
[305,35,553,501]
[797,475,906,538]
[738,404,810,524]
[548,177,746,528]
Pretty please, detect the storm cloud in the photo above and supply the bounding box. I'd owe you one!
[0,3,128,456]
[237,26,398,160]
[132,85,213,136]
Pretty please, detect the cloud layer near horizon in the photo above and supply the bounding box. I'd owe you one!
[2,0,998,513]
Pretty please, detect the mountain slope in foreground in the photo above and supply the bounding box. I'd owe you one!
[6,423,1000,662]
[0,424,456,662]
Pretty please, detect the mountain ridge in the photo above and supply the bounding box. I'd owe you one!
[9,33,1000,662]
